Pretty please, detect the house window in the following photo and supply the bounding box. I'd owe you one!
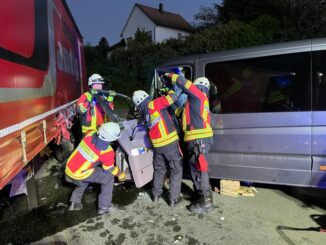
[178,33,182,39]
[127,37,132,43]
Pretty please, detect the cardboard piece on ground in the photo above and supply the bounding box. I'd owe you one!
[238,186,255,197]
[218,179,255,197]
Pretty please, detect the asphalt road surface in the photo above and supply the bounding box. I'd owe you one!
[0,157,325,245]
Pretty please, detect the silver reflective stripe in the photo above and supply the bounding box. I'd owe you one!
[77,142,99,163]
[0,100,77,138]
[150,115,161,129]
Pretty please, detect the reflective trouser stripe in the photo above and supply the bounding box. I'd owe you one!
[65,166,95,180]
[184,128,213,142]
[151,132,178,148]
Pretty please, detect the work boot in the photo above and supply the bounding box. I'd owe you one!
[152,195,160,204]
[98,204,119,215]
[68,202,83,211]
[189,193,213,214]
[169,196,183,208]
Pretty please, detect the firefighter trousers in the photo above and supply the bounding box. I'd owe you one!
[152,141,183,201]
[68,167,114,209]
[187,139,212,199]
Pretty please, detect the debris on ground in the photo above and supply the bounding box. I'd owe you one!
[56,203,68,208]
[214,180,256,197]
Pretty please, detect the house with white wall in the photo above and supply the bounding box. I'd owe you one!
[121,3,194,44]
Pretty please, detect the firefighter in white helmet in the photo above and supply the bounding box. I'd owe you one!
[132,89,183,208]
[65,122,124,215]
[163,74,214,214]
[77,74,117,134]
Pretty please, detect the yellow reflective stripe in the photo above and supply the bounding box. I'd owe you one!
[204,100,210,124]
[203,108,208,121]
[185,81,192,89]
[101,146,113,154]
[65,165,94,180]
[182,110,187,132]
[175,107,182,117]
[152,132,179,148]
[148,101,154,110]
[82,126,96,134]
[78,141,99,162]
[107,96,114,102]
[79,104,88,113]
[184,127,213,141]
[158,120,167,137]
[150,111,160,123]
[111,167,119,176]
[85,92,92,101]
[203,101,209,121]
[91,108,97,129]
[171,74,179,83]
[166,95,173,104]
[76,161,92,175]
[152,135,179,147]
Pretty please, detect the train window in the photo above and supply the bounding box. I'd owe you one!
[312,51,326,110]
[205,52,311,113]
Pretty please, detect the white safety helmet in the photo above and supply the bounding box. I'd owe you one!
[193,77,210,90]
[88,73,105,86]
[132,90,150,107]
[97,122,121,142]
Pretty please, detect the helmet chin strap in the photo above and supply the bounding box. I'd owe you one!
[92,134,110,150]
[196,85,209,95]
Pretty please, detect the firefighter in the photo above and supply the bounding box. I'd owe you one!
[65,122,123,215]
[77,74,116,134]
[132,89,183,207]
[163,73,214,214]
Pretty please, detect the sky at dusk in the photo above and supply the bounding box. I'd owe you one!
[65,0,221,46]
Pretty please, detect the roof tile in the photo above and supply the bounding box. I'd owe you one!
[135,3,194,32]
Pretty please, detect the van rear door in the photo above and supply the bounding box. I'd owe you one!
[311,40,326,188]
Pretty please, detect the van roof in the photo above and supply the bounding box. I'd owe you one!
[158,37,326,68]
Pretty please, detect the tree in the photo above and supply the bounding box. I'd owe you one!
[193,4,220,29]
[83,38,111,89]
[96,37,109,52]
[128,28,152,47]
[217,0,326,41]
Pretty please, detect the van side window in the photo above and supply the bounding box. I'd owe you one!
[313,51,326,110]
[205,52,311,113]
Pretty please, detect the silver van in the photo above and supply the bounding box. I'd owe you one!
[152,38,326,188]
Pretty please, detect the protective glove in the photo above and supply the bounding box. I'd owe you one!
[107,90,116,102]
[90,89,99,95]
[118,172,126,182]
[158,87,169,96]
[161,73,172,84]
[109,90,117,97]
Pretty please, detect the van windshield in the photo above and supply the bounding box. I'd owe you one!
[151,66,192,98]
